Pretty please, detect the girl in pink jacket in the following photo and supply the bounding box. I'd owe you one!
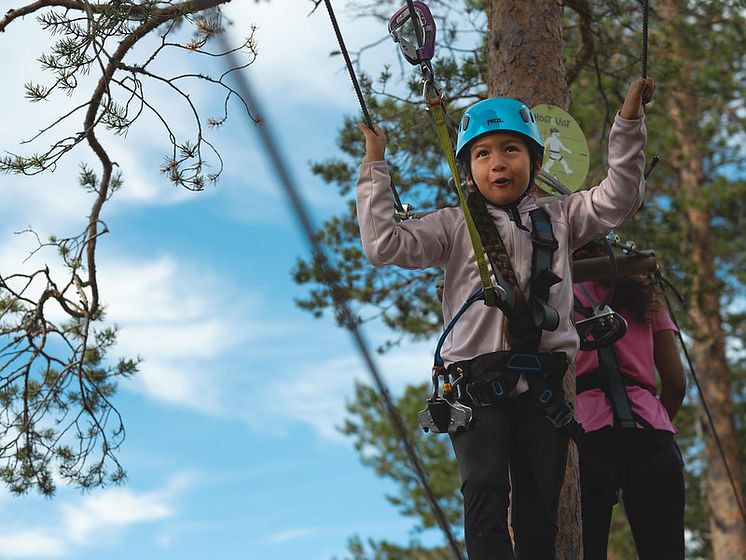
[356,78,655,559]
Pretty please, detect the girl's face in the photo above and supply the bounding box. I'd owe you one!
[469,132,536,206]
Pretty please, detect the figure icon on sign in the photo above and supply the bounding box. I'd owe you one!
[543,127,573,175]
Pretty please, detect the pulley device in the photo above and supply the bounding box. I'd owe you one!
[574,291,629,351]
[389,2,436,67]
[418,288,492,434]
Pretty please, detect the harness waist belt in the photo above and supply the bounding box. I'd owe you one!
[448,350,568,406]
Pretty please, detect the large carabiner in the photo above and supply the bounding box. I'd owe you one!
[575,305,628,350]
[388,2,436,66]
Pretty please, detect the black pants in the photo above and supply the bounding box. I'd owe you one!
[450,393,569,559]
[579,427,685,560]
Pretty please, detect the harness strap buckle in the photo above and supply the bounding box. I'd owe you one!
[505,353,542,372]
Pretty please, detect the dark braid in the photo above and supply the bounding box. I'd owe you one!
[467,191,536,350]
[467,192,520,287]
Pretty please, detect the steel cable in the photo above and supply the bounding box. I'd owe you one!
[216,31,465,560]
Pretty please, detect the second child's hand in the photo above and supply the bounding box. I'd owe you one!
[620,77,656,119]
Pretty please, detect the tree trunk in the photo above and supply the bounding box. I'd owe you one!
[658,1,746,557]
[668,86,746,560]
[487,0,570,108]
[487,2,582,558]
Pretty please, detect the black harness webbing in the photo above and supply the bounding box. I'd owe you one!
[466,194,562,348]
[529,209,562,334]
[574,288,640,429]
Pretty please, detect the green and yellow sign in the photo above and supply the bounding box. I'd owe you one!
[531,104,590,192]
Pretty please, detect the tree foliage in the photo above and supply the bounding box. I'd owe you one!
[0,0,255,495]
[295,0,746,556]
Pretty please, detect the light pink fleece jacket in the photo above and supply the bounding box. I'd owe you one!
[356,114,647,371]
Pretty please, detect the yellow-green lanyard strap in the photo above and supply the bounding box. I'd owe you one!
[427,97,498,307]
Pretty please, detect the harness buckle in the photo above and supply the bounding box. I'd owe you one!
[543,399,576,429]
[506,353,542,372]
[465,382,488,407]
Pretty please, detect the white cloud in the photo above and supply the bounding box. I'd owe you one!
[265,526,317,545]
[97,253,271,413]
[259,338,435,441]
[0,531,64,559]
[61,487,174,545]
[223,0,387,109]
[0,474,192,560]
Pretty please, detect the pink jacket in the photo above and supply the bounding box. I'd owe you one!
[356,114,647,369]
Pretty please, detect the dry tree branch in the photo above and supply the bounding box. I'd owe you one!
[0,0,256,495]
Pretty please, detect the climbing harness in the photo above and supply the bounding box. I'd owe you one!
[574,283,639,429]
[419,205,582,443]
[606,238,746,528]
[387,1,584,440]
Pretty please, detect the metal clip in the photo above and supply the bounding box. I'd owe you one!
[575,305,628,350]
[393,202,417,222]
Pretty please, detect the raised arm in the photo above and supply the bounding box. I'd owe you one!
[564,78,655,250]
[356,123,454,269]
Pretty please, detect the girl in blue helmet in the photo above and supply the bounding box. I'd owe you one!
[356,77,655,559]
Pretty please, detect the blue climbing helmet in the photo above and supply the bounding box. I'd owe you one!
[455,97,544,164]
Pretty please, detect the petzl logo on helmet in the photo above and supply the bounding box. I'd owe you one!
[487,117,504,126]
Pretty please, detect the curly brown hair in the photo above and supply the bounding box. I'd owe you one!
[604,275,662,324]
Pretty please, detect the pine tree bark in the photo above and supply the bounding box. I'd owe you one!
[487,2,581,558]
[658,1,746,557]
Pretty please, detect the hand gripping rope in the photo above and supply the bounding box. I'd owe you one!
[318,0,410,216]
[241,12,466,558]
[389,1,501,308]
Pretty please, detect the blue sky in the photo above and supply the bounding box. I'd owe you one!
[0,2,454,559]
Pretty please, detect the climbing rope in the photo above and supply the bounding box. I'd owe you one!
[608,235,746,530]
[216,31,465,560]
[641,0,649,78]
[656,272,746,529]
[319,0,407,214]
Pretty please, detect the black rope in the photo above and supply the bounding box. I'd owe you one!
[216,33,465,560]
[656,271,746,529]
[320,0,406,214]
[322,0,373,128]
[641,0,649,78]
[406,0,424,48]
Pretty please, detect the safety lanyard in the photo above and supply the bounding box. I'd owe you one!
[389,1,499,307]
